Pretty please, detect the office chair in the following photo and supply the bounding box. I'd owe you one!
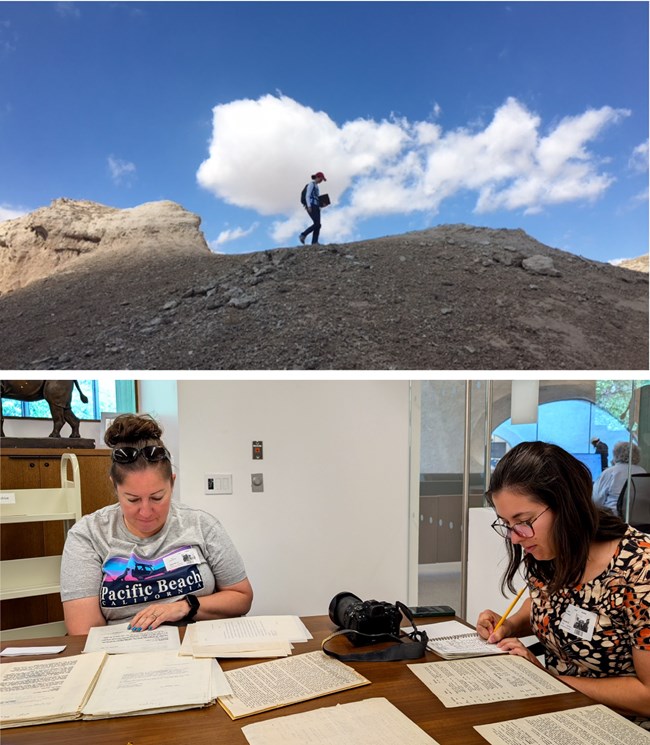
[617,473,650,533]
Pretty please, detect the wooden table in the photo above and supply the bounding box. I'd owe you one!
[1,615,594,745]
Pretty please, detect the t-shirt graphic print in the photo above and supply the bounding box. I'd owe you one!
[100,545,205,609]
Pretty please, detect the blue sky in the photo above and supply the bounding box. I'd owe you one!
[0,1,647,263]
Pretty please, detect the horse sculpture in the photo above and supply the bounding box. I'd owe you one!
[0,380,89,438]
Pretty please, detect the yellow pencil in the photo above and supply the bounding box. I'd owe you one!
[492,585,526,634]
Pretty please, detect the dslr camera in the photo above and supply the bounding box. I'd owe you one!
[328,591,402,645]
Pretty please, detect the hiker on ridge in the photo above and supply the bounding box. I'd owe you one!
[299,171,327,245]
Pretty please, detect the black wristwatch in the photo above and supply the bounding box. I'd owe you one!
[182,593,200,622]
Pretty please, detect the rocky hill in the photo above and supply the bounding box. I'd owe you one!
[0,198,209,293]
[0,200,647,370]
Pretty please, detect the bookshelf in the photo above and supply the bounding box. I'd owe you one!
[0,453,81,640]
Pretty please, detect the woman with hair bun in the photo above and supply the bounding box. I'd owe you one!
[60,413,253,635]
[476,441,650,729]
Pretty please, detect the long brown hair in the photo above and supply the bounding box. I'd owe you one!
[104,413,173,485]
[486,441,627,595]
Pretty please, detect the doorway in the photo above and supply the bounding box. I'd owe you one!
[412,381,489,619]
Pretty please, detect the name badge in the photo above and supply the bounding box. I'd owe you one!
[558,604,597,641]
[163,547,200,571]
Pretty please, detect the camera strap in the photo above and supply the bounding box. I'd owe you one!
[321,602,429,662]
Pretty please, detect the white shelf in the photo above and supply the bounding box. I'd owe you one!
[0,453,81,638]
[0,621,67,642]
[0,513,77,524]
[0,556,63,600]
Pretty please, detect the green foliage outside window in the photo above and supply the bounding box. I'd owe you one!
[595,380,650,432]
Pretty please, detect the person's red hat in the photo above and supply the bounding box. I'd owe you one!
[314,171,327,181]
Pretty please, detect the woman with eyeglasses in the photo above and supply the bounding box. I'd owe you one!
[60,413,253,635]
[476,441,650,728]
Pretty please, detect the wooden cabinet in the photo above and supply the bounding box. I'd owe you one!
[0,448,113,637]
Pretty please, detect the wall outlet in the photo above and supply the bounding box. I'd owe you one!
[205,474,232,495]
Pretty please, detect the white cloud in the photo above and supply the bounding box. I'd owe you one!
[0,19,16,55]
[108,155,136,186]
[197,94,630,244]
[55,3,81,19]
[629,140,649,173]
[211,222,259,247]
[0,203,29,221]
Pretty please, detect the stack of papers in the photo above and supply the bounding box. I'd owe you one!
[0,650,232,728]
[180,615,312,659]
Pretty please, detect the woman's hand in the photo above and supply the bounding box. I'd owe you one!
[497,637,544,667]
[128,600,189,632]
[476,609,513,643]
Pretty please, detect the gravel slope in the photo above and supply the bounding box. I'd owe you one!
[1,224,647,371]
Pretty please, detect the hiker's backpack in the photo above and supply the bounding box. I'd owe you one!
[300,184,308,207]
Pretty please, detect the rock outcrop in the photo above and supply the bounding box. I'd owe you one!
[0,199,209,294]
[618,255,649,273]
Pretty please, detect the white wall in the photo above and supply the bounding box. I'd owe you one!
[138,379,180,496]
[176,380,413,617]
[467,507,527,626]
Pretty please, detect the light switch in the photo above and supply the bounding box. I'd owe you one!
[205,474,232,495]
[251,473,264,492]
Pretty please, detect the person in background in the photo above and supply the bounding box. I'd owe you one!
[592,437,609,472]
[476,441,650,729]
[299,171,327,245]
[60,413,253,635]
[593,441,646,515]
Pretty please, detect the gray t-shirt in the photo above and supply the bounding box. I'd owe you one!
[60,501,247,624]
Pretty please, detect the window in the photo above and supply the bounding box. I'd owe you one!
[1,380,137,421]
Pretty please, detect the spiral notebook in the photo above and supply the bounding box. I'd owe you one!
[419,620,508,659]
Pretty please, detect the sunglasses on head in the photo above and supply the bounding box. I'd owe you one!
[111,446,170,464]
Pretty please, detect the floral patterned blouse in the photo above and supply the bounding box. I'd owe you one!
[528,526,650,729]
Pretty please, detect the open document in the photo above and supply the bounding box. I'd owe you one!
[218,650,370,719]
[475,704,650,745]
[180,615,312,658]
[82,622,180,654]
[408,654,572,707]
[1,650,230,728]
[418,620,508,659]
[1,651,106,728]
[241,697,441,745]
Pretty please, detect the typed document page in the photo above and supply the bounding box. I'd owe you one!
[408,654,572,707]
[218,650,370,719]
[0,652,107,727]
[241,697,441,745]
[82,622,181,654]
[474,704,650,745]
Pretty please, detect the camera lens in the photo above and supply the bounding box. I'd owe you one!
[328,592,362,627]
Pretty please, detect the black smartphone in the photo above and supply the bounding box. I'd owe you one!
[409,605,455,617]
